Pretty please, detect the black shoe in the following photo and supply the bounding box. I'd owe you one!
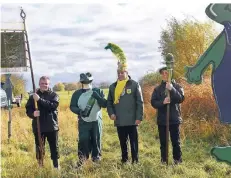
[132,159,138,164]
[121,159,128,164]
[92,157,101,163]
[174,159,182,165]
[161,159,167,165]
[52,159,59,168]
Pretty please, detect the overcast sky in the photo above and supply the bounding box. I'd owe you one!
[0,1,223,90]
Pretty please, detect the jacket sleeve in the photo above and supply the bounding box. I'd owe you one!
[151,88,165,109]
[25,96,36,119]
[135,83,144,121]
[170,84,184,104]
[107,87,115,117]
[70,91,82,115]
[93,89,107,108]
[37,93,59,110]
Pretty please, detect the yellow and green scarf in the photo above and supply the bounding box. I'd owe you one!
[114,79,128,104]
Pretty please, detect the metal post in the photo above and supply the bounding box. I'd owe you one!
[4,74,13,143]
[20,7,44,167]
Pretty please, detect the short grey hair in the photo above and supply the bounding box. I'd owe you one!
[39,76,50,82]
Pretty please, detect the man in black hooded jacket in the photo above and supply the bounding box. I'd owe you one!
[151,67,184,164]
[26,76,60,169]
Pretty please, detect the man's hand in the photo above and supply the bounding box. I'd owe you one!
[79,110,87,118]
[135,120,141,125]
[166,82,173,91]
[33,110,40,117]
[92,91,101,100]
[110,114,116,120]
[33,93,40,101]
[163,97,170,104]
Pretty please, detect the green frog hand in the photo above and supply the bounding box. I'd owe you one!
[185,66,203,85]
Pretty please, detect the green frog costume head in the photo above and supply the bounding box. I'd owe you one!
[79,72,93,89]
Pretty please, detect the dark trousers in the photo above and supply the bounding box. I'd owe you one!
[117,125,138,163]
[78,119,102,162]
[34,131,59,162]
[158,124,182,163]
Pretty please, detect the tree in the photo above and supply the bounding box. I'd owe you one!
[98,82,110,89]
[1,74,27,96]
[53,83,65,91]
[159,17,218,79]
[65,83,79,91]
[139,72,162,86]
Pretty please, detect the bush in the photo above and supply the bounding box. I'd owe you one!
[53,83,65,91]
[139,72,161,86]
[141,76,231,144]
[1,74,27,96]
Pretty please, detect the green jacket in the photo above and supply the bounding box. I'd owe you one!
[70,88,107,122]
[107,79,144,126]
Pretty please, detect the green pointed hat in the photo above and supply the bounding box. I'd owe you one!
[104,43,128,71]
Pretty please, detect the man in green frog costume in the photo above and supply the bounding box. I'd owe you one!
[70,72,107,167]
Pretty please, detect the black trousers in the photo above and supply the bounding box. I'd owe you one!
[117,125,138,163]
[158,124,182,162]
[34,131,59,161]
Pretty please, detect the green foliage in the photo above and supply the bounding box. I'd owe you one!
[64,83,79,91]
[98,82,110,89]
[53,83,65,92]
[1,74,27,96]
[139,71,162,86]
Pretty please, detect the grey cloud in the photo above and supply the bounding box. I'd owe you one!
[32,27,96,37]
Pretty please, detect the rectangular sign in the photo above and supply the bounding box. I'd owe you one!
[1,31,27,73]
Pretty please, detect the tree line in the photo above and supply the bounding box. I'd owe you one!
[52,81,110,91]
[1,16,218,94]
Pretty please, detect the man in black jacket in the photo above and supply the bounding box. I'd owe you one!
[151,67,184,164]
[26,76,60,168]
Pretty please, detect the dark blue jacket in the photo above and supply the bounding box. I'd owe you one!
[151,80,184,125]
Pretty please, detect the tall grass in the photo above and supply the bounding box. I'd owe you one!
[1,87,231,178]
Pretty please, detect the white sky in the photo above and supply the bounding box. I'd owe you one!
[0,0,224,89]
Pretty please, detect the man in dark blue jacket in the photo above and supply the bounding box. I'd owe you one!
[26,76,60,169]
[151,67,184,164]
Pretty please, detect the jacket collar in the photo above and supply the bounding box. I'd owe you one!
[37,88,51,95]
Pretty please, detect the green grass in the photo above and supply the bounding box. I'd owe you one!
[1,90,231,178]
[20,89,109,107]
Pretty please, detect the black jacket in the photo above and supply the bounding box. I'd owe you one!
[151,80,184,125]
[25,89,59,133]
